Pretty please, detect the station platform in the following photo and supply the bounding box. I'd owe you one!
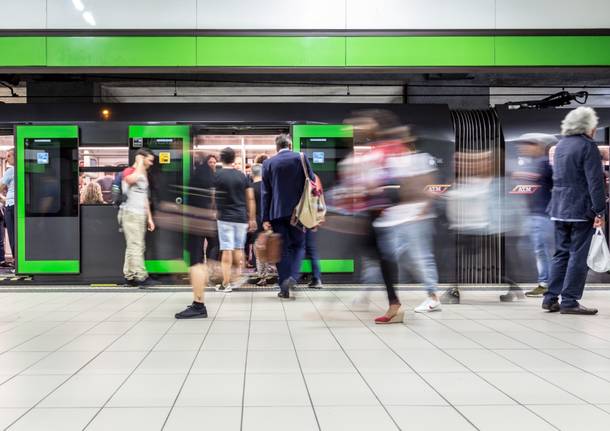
[1,289,610,431]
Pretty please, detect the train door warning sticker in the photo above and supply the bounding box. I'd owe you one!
[159,152,171,164]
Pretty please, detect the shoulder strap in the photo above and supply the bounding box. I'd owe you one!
[299,152,310,181]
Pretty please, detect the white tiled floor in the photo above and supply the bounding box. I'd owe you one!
[1,289,610,430]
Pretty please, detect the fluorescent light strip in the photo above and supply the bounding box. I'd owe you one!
[195,144,276,150]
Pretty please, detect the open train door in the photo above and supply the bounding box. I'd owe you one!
[128,125,191,274]
[15,125,80,274]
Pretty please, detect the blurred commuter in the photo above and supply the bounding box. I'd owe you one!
[255,154,269,164]
[248,163,275,285]
[374,132,441,313]
[262,134,315,298]
[338,110,405,322]
[97,172,115,203]
[175,155,218,319]
[214,147,257,292]
[511,134,557,298]
[302,174,324,289]
[80,182,105,205]
[0,197,5,267]
[543,107,605,315]
[0,150,15,262]
[120,148,156,287]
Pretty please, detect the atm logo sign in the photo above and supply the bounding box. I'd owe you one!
[510,185,541,195]
[425,184,452,194]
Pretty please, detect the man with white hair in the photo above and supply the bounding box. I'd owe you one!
[543,107,605,315]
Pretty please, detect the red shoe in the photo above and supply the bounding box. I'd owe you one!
[374,311,404,324]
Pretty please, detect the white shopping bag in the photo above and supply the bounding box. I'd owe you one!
[587,227,610,273]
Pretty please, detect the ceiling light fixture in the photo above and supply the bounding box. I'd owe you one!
[82,11,96,26]
[72,0,85,12]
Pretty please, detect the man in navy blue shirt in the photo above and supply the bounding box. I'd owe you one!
[261,135,314,299]
[543,107,605,315]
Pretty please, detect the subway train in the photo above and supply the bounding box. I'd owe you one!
[0,103,608,286]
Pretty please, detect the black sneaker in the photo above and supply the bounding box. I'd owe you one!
[0,261,13,268]
[440,288,460,304]
[124,278,139,287]
[278,291,290,299]
[138,278,162,288]
[542,300,560,312]
[175,303,208,319]
[308,278,323,289]
[560,304,598,315]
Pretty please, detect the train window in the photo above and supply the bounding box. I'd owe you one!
[194,135,277,174]
[25,137,79,217]
[79,146,128,205]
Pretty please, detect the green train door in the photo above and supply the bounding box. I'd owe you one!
[128,125,190,273]
[291,124,355,274]
[15,125,80,274]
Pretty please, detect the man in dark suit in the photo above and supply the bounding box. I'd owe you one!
[262,134,315,298]
[543,107,605,315]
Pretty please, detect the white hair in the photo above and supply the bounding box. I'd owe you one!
[561,106,599,136]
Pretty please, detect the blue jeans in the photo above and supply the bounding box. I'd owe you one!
[304,229,321,281]
[544,221,594,308]
[530,215,553,286]
[376,218,439,295]
[270,217,306,291]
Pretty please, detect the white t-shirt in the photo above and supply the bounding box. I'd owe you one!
[373,152,437,228]
[121,173,149,215]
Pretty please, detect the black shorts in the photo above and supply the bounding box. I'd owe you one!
[188,234,219,266]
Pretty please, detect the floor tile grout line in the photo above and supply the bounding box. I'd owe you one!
[0,293,106,353]
[457,305,610,416]
[0,293,148,385]
[303,290,404,431]
[328,291,484,431]
[159,291,228,431]
[239,291,254,431]
[407,312,576,429]
[79,292,186,431]
[280,294,323,431]
[2,292,160,431]
[467,301,610,379]
[0,293,77,335]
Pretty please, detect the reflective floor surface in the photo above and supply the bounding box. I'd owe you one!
[1,289,610,431]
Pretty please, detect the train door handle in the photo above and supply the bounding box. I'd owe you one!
[175,197,183,205]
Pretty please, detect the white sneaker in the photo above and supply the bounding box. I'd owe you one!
[414,298,442,313]
[215,284,233,293]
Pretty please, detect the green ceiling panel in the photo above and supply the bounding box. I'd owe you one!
[346,36,495,66]
[47,36,197,67]
[495,36,610,66]
[197,36,346,66]
[0,37,46,66]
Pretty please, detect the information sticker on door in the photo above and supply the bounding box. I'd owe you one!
[36,152,49,165]
[159,152,171,164]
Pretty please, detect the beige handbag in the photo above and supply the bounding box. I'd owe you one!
[291,153,326,229]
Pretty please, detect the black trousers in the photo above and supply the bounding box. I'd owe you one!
[4,206,15,259]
